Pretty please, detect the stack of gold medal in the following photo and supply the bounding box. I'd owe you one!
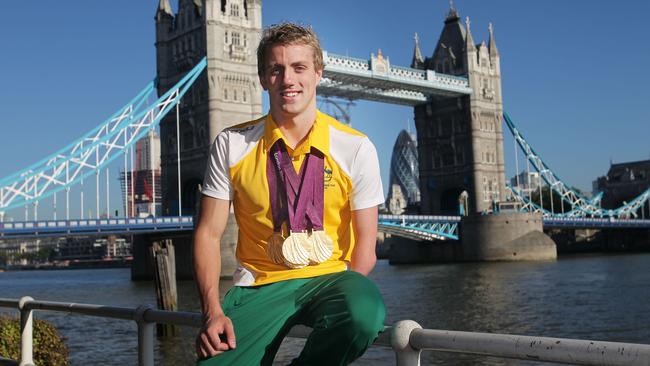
[267,229,333,269]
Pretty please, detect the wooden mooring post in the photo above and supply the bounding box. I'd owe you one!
[150,239,178,336]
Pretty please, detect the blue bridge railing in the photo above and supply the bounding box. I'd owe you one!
[1,215,649,240]
[0,216,193,238]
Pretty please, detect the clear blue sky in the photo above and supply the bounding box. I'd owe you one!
[1,1,649,219]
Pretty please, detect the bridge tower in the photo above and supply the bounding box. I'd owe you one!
[155,0,262,215]
[413,5,506,214]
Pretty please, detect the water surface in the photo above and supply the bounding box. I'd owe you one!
[2,253,649,365]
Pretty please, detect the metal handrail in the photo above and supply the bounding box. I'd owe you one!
[1,297,650,365]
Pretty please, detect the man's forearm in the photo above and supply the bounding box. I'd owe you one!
[194,228,224,317]
[350,206,379,275]
[350,244,377,275]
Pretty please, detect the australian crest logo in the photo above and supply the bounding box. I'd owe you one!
[324,166,335,189]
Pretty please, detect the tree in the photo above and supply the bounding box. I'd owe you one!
[529,186,573,214]
[0,316,69,365]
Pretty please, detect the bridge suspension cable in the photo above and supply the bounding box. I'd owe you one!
[504,112,650,218]
[0,58,207,216]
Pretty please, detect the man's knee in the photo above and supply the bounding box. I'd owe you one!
[338,272,386,339]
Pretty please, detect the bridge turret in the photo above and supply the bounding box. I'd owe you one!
[204,0,263,143]
[488,23,501,76]
[156,0,174,20]
[463,21,505,214]
[488,22,499,57]
[155,0,262,215]
[155,0,174,83]
[464,17,476,70]
[430,1,466,75]
[446,0,460,23]
[414,6,506,215]
[411,33,424,69]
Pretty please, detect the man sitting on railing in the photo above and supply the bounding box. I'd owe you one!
[193,22,386,365]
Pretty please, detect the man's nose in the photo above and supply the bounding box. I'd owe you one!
[282,69,294,85]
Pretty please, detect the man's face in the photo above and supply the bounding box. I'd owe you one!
[259,43,322,123]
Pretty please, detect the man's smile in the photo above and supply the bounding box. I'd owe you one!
[281,90,301,98]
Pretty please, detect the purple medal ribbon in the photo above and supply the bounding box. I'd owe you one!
[267,140,324,232]
[266,149,287,232]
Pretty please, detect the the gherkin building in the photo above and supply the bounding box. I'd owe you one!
[386,130,420,213]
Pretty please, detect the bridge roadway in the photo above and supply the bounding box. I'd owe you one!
[318,52,472,106]
[1,215,649,240]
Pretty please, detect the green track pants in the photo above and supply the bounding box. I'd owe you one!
[197,270,386,366]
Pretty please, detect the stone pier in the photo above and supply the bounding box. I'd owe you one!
[131,213,239,280]
[388,212,556,263]
[460,212,556,261]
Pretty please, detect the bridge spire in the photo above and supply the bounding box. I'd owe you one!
[156,0,173,18]
[465,16,476,54]
[446,0,460,21]
[411,32,424,69]
[488,22,500,57]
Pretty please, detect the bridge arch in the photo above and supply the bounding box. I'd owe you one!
[440,187,465,215]
[182,178,203,215]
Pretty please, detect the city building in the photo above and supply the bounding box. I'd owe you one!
[386,130,420,214]
[0,240,40,266]
[510,171,542,195]
[120,130,162,217]
[386,185,408,215]
[94,237,132,258]
[54,236,132,261]
[0,238,60,266]
[593,159,650,214]
[54,237,104,261]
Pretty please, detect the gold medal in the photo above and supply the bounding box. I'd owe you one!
[309,230,334,264]
[266,232,285,265]
[281,232,310,268]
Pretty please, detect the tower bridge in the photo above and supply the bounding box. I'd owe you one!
[1,0,649,273]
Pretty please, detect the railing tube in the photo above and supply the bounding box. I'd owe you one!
[18,296,34,366]
[134,305,155,366]
[391,320,422,366]
[408,329,650,366]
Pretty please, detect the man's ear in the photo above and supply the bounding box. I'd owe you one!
[259,74,268,91]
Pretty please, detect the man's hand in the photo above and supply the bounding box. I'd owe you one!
[196,312,236,358]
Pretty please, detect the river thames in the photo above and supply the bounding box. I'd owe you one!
[2,253,650,365]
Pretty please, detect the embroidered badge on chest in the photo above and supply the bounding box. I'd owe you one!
[266,141,334,268]
[323,166,336,190]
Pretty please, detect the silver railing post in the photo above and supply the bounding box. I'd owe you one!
[18,296,34,366]
[391,320,422,366]
[134,305,155,366]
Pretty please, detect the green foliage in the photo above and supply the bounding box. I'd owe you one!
[0,247,53,265]
[0,315,69,366]
[530,186,573,213]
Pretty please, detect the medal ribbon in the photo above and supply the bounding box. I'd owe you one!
[266,149,287,232]
[267,140,324,232]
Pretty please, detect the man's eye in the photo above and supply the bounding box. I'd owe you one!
[270,69,281,76]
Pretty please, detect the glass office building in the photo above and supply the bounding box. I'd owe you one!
[386,130,420,213]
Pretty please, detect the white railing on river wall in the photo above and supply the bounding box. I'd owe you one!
[1,296,650,366]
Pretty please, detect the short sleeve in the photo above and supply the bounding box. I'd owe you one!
[349,138,384,210]
[202,132,233,200]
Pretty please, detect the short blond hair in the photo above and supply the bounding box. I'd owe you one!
[257,22,324,77]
